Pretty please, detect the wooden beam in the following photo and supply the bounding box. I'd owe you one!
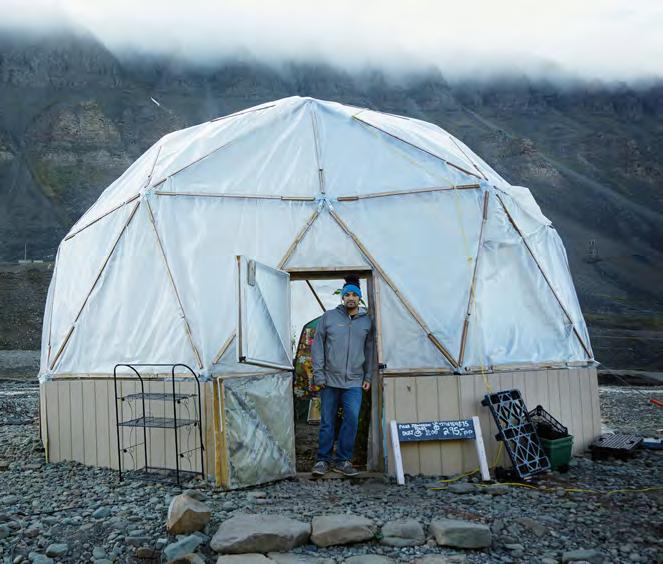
[64,194,140,241]
[278,208,321,269]
[154,191,316,202]
[448,136,489,181]
[305,280,326,312]
[49,201,140,371]
[328,208,459,368]
[458,191,490,367]
[352,115,482,181]
[336,184,479,202]
[495,194,593,360]
[146,199,204,369]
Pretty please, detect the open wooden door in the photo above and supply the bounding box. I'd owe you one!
[214,256,296,489]
[237,255,293,371]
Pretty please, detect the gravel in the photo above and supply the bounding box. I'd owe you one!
[0,373,660,563]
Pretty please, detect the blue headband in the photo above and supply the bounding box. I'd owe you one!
[341,284,362,298]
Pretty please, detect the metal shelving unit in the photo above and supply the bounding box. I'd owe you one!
[113,363,205,485]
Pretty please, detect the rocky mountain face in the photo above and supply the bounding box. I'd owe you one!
[1,30,662,368]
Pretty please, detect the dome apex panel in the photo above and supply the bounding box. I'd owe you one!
[153,99,319,197]
[311,100,481,197]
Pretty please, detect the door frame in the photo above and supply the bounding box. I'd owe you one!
[287,266,384,472]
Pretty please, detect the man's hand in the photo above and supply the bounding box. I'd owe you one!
[310,383,325,393]
[362,381,371,391]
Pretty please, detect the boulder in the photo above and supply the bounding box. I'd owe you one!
[210,514,310,554]
[380,519,425,547]
[268,554,334,564]
[311,514,376,547]
[45,543,69,557]
[430,518,491,549]
[167,494,212,535]
[562,548,605,563]
[164,534,204,562]
[216,555,273,564]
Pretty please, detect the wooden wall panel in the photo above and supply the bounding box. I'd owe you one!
[69,380,85,464]
[437,376,463,476]
[393,378,420,475]
[383,367,601,478]
[414,376,440,475]
[57,381,72,460]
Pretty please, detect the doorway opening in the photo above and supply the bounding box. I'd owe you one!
[287,268,380,473]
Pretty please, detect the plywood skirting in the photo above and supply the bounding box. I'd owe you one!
[41,377,213,477]
[383,367,600,477]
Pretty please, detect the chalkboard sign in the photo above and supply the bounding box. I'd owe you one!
[397,419,476,442]
[390,416,490,485]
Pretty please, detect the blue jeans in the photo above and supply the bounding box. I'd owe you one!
[317,386,363,463]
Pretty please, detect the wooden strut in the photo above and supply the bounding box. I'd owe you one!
[64,194,140,241]
[210,207,322,365]
[306,280,326,312]
[336,184,480,202]
[458,191,490,367]
[154,191,316,202]
[352,114,482,181]
[49,201,141,371]
[308,100,325,194]
[210,103,276,123]
[153,102,281,187]
[495,193,593,359]
[145,199,204,369]
[328,207,460,368]
[65,145,162,242]
[448,136,489,182]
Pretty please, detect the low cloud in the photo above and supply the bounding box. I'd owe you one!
[1,0,661,82]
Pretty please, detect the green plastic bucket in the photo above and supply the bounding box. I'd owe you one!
[540,435,574,471]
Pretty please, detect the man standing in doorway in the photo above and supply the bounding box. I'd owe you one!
[311,275,375,477]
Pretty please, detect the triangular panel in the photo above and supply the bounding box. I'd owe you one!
[49,202,136,367]
[377,276,450,369]
[462,202,586,368]
[334,187,485,359]
[285,208,369,269]
[55,204,195,374]
[71,144,159,231]
[156,99,318,197]
[355,109,508,187]
[149,194,315,370]
[315,100,479,196]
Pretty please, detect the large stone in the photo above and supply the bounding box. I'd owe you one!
[210,514,310,554]
[346,556,396,564]
[164,534,203,562]
[562,548,605,563]
[311,514,377,547]
[414,557,466,564]
[380,519,425,547]
[167,494,212,535]
[45,543,69,557]
[216,556,273,564]
[268,554,334,564]
[430,518,491,549]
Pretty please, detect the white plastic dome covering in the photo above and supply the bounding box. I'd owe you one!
[39,96,593,379]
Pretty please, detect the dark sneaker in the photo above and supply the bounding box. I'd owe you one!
[332,460,359,477]
[311,460,329,476]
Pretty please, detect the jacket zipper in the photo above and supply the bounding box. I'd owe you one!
[344,313,352,379]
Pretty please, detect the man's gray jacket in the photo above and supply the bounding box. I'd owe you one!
[312,304,375,388]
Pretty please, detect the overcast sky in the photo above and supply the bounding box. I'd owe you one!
[2,0,661,82]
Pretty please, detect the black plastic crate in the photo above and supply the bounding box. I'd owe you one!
[482,389,550,480]
[528,405,568,440]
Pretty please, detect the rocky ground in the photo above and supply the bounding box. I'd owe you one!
[0,372,661,564]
